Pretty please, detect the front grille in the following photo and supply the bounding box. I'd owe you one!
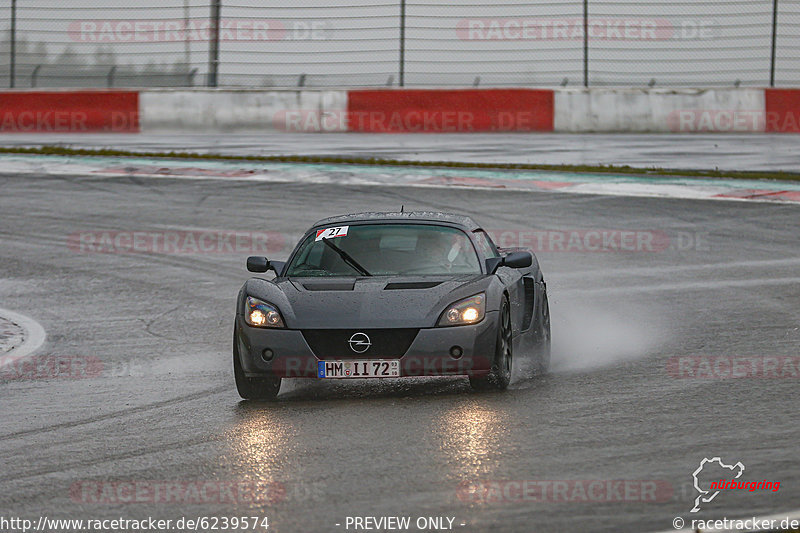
[301,329,419,359]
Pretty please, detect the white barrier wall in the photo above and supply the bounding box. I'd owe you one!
[140,89,348,132]
[134,87,778,133]
[553,88,766,133]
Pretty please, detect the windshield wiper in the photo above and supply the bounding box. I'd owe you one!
[320,237,372,276]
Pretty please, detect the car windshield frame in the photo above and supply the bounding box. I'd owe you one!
[284,222,484,277]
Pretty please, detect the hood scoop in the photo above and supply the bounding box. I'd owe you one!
[384,281,443,290]
[301,280,356,291]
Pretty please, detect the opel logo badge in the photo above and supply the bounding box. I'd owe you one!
[348,332,371,353]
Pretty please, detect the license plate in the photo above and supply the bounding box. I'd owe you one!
[317,360,401,379]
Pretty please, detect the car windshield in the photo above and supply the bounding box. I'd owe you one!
[285,223,481,277]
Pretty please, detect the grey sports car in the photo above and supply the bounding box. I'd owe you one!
[233,211,550,400]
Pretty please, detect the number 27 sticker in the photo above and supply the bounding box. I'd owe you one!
[315,226,349,241]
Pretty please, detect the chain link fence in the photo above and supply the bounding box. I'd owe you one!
[0,0,798,89]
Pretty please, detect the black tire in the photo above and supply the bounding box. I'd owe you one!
[534,291,551,375]
[470,297,512,391]
[233,325,281,400]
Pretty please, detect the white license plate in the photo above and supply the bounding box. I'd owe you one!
[317,360,401,379]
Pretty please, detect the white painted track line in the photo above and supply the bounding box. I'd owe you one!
[0,307,46,367]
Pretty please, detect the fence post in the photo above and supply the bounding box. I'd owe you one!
[770,0,778,87]
[184,0,191,67]
[399,0,406,87]
[208,0,222,87]
[10,0,17,88]
[31,65,41,88]
[583,0,588,87]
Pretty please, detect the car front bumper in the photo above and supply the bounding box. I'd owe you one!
[235,312,499,379]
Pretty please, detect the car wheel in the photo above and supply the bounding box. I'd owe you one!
[535,291,551,375]
[233,324,281,400]
[470,297,512,391]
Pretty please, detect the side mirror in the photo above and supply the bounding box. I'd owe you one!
[486,251,533,274]
[247,256,270,273]
[502,251,532,269]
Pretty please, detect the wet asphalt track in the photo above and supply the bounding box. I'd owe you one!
[0,168,798,533]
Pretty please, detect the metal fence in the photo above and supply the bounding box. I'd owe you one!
[1,0,798,89]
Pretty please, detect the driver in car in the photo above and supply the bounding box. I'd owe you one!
[415,234,466,272]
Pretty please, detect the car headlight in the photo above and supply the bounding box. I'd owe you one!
[245,296,285,328]
[438,293,485,326]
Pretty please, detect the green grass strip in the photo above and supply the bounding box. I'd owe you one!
[1,144,799,183]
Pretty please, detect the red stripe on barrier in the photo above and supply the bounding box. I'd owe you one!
[764,89,800,133]
[0,91,139,133]
[347,89,553,133]
[713,189,800,202]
